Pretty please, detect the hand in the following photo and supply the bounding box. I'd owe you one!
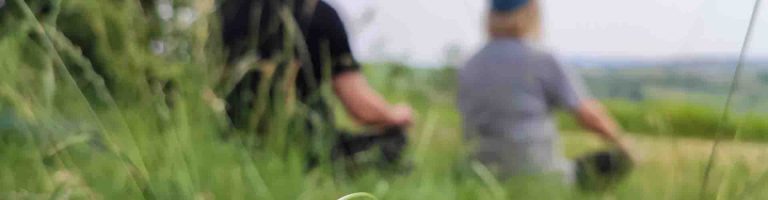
[387,104,413,127]
[613,138,638,164]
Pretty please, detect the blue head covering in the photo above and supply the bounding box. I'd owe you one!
[492,0,530,12]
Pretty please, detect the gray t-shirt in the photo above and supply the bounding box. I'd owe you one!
[458,39,588,179]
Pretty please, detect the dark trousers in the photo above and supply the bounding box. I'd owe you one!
[575,149,634,191]
[331,127,407,164]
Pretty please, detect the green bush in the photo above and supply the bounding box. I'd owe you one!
[583,100,768,141]
[602,100,655,133]
[3,0,768,199]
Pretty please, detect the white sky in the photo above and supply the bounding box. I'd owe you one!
[326,0,768,66]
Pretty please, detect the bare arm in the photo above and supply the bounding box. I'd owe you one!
[574,100,629,150]
[333,71,412,127]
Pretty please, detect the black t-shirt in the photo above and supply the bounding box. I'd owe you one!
[221,0,359,126]
[221,0,359,94]
[305,1,360,75]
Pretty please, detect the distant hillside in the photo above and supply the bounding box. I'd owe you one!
[565,56,768,69]
[578,59,768,113]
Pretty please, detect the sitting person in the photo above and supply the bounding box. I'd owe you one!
[220,0,412,167]
[458,0,634,188]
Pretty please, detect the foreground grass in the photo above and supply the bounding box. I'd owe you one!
[2,0,768,199]
[562,132,768,199]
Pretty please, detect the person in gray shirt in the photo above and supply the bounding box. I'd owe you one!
[458,0,633,184]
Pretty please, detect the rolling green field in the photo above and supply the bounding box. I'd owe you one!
[2,0,768,199]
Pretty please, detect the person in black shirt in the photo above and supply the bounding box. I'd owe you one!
[220,0,412,166]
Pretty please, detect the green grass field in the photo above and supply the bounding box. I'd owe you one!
[2,0,768,199]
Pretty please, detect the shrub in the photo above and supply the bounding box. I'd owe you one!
[567,99,768,141]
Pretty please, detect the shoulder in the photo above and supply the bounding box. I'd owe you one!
[520,45,567,79]
[521,45,561,72]
[313,1,341,18]
[522,43,557,62]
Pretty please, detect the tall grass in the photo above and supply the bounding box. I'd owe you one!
[2,0,768,199]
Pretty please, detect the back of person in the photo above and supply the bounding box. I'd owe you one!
[459,39,577,141]
[458,39,584,179]
[219,0,413,169]
[459,0,635,188]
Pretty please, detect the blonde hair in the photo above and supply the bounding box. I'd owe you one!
[487,0,542,40]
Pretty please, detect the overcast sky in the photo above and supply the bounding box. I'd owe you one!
[325,0,768,66]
